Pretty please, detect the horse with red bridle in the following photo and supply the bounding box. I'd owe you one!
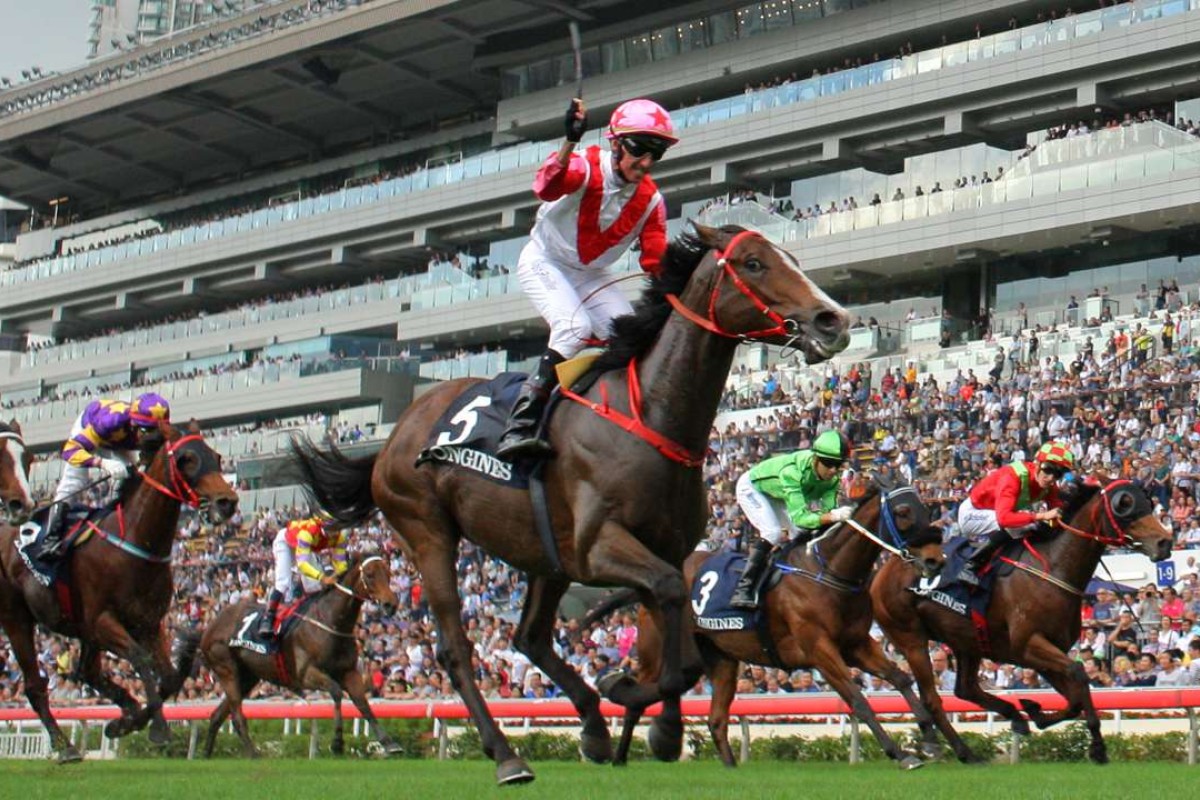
[288,224,849,783]
[872,475,1173,764]
[0,424,238,762]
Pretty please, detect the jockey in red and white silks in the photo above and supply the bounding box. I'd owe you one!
[496,97,678,462]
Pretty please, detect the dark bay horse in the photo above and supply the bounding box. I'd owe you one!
[0,424,238,762]
[199,553,402,758]
[595,482,945,768]
[872,476,1173,764]
[289,224,850,783]
[0,420,34,524]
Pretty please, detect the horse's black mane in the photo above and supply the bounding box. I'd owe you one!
[1061,475,1103,520]
[594,225,744,372]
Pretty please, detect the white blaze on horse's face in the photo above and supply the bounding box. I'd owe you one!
[2,436,34,513]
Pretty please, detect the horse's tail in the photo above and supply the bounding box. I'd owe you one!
[581,588,640,627]
[161,628,202,700]
[287,436,379,526]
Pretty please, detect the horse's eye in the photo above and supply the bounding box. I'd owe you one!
[742,257,763,273]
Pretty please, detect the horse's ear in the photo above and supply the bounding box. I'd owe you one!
[159,420,178,439]
[691,222,718,248]
[7,419,19,432]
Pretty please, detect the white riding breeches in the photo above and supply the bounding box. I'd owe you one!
[516,241,633,359]
[272,531,321,596]
[956,497,1038,541]
[736,471,798,546]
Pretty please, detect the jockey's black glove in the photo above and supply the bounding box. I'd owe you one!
[564,98,587,143]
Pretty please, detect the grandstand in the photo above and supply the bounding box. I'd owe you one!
[1,0,1199,509]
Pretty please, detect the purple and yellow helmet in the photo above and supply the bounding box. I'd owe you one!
[130,392,171,427]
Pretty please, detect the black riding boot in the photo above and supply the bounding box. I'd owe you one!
[258,590,283,639]
[496,350,564,462]
[40,503,68,559]
[961,529,1011,580]
[730,539,775,611]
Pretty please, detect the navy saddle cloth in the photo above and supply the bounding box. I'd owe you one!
[416,372,537,488]
[689,550,762,632]
[228,593,320,655]
[17,505,101,587]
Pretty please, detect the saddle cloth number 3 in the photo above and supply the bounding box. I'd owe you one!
[692,570,719,615]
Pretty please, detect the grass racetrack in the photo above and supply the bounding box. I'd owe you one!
[0,759,1196,799]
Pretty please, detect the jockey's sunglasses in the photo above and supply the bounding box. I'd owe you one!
[1040,465,1067,478]
[816,456,845,470]
[619,135,668,162]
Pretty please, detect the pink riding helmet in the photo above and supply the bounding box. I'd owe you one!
[605,99,679,145]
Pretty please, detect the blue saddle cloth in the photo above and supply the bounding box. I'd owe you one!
[16,506,97,587]
[417,372,535,489]
[908,536,1003,618]
[689,550,763,632]
[228,593,321,655]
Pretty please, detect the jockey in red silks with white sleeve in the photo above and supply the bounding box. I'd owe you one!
[495,97,678,461]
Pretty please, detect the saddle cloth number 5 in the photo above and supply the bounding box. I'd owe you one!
[435,396,492,447]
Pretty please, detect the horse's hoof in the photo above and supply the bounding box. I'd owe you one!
[579,731,613,764]
[383,741,404,757]
[920,741,944,760]
[596,670,634,701]
[103,719,127,739]
[56,747,83,765]
[496,757,535,785]
[148,717,170,746]
[898,754,925,771]
[1090,745,1109,765]
[960,749,987,765]
[647,718,683,762]
[1010,717,1031,737]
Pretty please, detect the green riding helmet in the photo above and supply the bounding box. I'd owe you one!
[813,430,852,463]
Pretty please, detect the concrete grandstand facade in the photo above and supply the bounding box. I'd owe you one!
[2,0,1200,502]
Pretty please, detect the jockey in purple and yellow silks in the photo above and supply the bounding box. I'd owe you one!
[43,393,171,556]
[259,514,349,638]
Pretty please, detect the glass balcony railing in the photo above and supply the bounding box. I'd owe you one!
[3,0,1195,291]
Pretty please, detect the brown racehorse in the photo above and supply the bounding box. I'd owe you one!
[0,424,238,763]
[288,224,850,784]
[594,481,946,768]
[0,420,34,525]
[872,476,1174,764]
[199,553,403,758]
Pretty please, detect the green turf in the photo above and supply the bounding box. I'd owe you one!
[0,759,1195,799]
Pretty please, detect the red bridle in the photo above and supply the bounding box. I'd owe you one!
[138,434,205,508]
[665,230,797,340]
[1054,478,1136,548]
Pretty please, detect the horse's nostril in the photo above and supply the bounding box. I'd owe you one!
[812,310,846,340]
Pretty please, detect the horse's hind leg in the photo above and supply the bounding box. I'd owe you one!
[0,609,80,762]
[409,531,533,785]
[513,576,610,764]
[341,669,403,756]
[812,637,922,770]
[703,647,741,767]
[203,697,232,758]
[1019,634,1105,763]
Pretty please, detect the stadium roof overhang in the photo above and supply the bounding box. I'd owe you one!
[0,0,651,214]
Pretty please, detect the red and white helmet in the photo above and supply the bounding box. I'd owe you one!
[605,99,679,145]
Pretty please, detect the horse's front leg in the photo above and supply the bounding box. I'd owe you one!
[77,644,143,740]
[341,669,403,756]
[885,630,984,762]
[121,638,170,745]
[952,651,1030,737]
[584,523,690,758]
[1019,633,1106,764]
[513,575,611,763]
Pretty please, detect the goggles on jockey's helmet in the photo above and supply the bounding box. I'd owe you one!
[813,430,852,466]
[606,99,678,147]
[130,393,171,427]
